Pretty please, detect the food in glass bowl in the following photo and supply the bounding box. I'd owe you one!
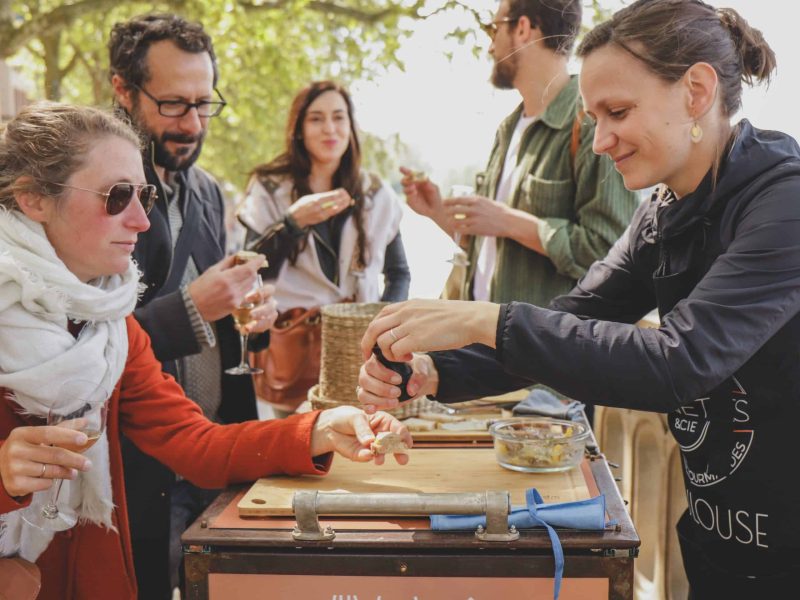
[489,418,589,473]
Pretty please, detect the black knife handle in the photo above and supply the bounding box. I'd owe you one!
[372,345,413,401]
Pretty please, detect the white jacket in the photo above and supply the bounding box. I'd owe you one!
[237,172,403,311]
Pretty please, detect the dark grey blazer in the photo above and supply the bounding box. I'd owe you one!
[122,146,259,592]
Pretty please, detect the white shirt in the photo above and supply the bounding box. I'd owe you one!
[473,113,537,301]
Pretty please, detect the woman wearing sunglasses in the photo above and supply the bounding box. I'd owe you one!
[358,0,800,596]
[42,180,157,215]
[0,102,410,600]
[236,81,411,413]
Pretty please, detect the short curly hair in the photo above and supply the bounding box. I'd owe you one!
[108,13,218,90]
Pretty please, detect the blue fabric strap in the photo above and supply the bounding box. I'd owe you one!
[526,488,565,599]
[430,489,610,600]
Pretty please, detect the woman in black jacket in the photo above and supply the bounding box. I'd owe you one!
[357,1,800,597]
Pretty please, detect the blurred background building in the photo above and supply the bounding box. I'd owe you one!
[0,60,31,121]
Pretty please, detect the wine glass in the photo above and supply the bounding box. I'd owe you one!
[225,272,264,375]
[22,396,108,531]
[447,184,474,267]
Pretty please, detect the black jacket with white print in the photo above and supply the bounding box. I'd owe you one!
[432,120,800,577]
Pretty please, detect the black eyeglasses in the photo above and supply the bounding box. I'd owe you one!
[133,84,227,118]
[43,181,157,215]
[481,16,520,40]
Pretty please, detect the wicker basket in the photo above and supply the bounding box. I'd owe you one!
[308,383,439,419]
[314,302,386,407]
[309,301,441,418]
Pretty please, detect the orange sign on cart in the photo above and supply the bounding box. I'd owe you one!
[209,574,609,600]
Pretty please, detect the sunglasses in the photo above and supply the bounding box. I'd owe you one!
[42,181,157,215]
[481,16,520,40]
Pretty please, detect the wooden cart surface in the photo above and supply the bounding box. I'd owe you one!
[182,440,639,600]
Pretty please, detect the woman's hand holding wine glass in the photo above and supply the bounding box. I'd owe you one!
[21,396,108,531]
[0,422,93,498]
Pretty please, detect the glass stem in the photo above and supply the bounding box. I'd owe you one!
[43,478,65,519]
[239,332,249,367]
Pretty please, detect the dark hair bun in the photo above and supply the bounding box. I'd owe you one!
[717,8,776,85]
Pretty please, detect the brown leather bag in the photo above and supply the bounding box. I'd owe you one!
[0,557,41,600]
[250,307,322,413]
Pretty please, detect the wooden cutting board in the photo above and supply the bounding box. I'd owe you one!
[238,448,590,517]
[409,429,494,442]
[403,412,500,442]
[469,389,530,405]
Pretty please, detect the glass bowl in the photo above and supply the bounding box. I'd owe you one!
[489,417,589,473]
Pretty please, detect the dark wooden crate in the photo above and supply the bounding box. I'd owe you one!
[182,455,638,599]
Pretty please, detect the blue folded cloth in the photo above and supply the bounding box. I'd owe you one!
[431,489,611,600]
[430,491,607,531]
[512,388,585,420]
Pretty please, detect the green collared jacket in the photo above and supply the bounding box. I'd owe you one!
[461,75,639,306]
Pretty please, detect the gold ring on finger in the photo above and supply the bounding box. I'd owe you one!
[454,213,467,220]
[39,463,47,478]
[321,201,335,209]
[389,328,399,343]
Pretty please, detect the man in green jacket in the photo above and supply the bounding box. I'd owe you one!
[403,0,638,308]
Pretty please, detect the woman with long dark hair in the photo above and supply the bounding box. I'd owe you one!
[357,1,800,596]
[237,81,410,416]
[238,81,410,310]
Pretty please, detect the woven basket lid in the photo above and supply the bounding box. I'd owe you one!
[317,302,387,405]
[308,383,438,419]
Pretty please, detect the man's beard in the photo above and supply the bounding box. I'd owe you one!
[152,130,205,172]
[491,50,518,90]
[130,102,206,172]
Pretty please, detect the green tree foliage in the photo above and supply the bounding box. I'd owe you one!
[0,0,434,188]
[1,1,608,189]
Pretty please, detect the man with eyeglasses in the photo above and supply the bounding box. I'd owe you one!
[107,14,277,599]
[401,0,638,423]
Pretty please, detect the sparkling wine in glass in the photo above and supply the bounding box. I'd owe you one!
[22,394,108,532]
[231,304,255,331]
[447,184,474,267]
[226,252,265,375]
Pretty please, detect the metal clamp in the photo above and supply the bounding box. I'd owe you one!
[292,490,519,542]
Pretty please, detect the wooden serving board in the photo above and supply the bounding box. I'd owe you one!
[409,429,493,442]
[453,389,529,407]
[238,448,590,517]
[403,411,500,442]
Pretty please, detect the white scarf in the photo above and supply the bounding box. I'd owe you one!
[0,208,141,561]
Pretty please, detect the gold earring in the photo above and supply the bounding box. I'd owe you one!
[690,121,703,144]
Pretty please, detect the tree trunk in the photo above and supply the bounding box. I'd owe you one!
[41,31,62,101]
